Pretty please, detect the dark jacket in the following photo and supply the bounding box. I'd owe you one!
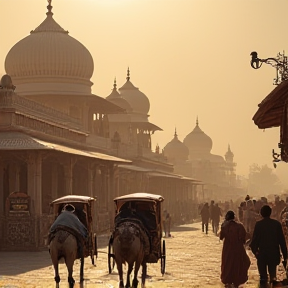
[249,217,287,264]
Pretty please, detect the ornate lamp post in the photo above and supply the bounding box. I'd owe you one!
[250,51,288,166]
[250,51,288,85]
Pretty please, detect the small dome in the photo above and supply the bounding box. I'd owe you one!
[163,129,189,161]
[4,3,94,95]
[118,69,150,114]
[106,79,132,112]
[0,74,15,90]
[183,119,213,153]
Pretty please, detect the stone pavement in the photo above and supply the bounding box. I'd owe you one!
[0,221,287,288]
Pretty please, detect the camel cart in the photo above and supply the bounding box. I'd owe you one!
[108,192,166,275]
[50,195,98,265]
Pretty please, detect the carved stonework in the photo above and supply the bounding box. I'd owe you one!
[14,114,85,142]
[6,217,35,247]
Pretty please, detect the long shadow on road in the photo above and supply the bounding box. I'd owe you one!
[0,251,52,276]
[171,225,200,232]
[0,235,111,276]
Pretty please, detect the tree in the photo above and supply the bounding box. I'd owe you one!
[248,163,283,197]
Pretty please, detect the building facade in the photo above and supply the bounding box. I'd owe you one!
[0,1,201,250]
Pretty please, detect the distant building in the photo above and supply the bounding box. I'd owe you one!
[164,118,240,201]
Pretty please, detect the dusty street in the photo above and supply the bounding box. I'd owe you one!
[0,221,286,288]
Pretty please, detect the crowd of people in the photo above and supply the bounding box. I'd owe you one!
[198,195,288,288]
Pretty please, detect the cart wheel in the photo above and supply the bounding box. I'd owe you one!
[89,236,95,265]
[161,239,166,275]
[108,235,114,274]
[94,233,98,259]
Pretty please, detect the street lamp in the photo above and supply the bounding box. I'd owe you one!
[250,51,288,166]
[250,51,288,85]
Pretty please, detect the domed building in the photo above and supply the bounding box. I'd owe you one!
[106,68,162,154]
[164,129,189,162]
[164,118,238,200]
[4,1,124,141]
[163,129,191,176]
[183,118,213,156]
[0,1,203,251]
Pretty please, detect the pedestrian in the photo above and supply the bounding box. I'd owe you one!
[213,203,222,235]
[209,200,215,232]
[220,210,251,288]
[162,210,171,237]
[249,205,287,288]
[200,202,210,234]
[238,201,245,223]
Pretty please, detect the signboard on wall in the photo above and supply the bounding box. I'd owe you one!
[5,192,30,216]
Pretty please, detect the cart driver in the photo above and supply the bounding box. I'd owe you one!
[49,204,88,257]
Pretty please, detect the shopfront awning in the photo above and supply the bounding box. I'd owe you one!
[0,132,131,163]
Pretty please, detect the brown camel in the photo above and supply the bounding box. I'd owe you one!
[49,229,85,288]
[113,221,148,288]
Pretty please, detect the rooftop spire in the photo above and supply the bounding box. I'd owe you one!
[174,127,178,137]
[47,0,53,15]
[126,67,130,81]
[113,77,117,90]
[196,116,199,126]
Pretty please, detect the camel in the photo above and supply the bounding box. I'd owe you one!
[48,204,88,288]
[113,221,148,288]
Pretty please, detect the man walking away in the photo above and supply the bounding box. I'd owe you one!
[250,205,287,288]
[200,202,210,234]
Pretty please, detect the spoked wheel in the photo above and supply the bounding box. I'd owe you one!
[160,239,166,275]
[89,233,98,265]
[89,234,95,265]
[108,235,115,274]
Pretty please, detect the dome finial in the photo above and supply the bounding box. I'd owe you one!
[113,77,117,90]
[126,67,130,81]
[47,0,53,15]
[174,127,178,137]
[196,116,199,126]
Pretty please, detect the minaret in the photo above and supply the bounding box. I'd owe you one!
[225,144,234,163]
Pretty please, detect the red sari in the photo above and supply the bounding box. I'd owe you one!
[220,220,251,287]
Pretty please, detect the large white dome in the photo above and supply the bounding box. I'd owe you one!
[4,3,94,95]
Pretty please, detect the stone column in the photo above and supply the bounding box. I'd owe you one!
[26,151,43,215]
[27,152,36,215]
[35,152,42,215]
[51,163,58,200]
[108,164,115,229]
[9,161,20,193]
[63,156,76,195]
[0,162,4,216]
[87,162,96,198]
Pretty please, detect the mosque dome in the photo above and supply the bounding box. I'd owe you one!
[183,119,213,153]
[118,68,150,115]
[163,129,189,161]
[106,79,132,112]
[4,2,94,96]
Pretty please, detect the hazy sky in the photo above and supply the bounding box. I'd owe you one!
[1,0,288,182]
